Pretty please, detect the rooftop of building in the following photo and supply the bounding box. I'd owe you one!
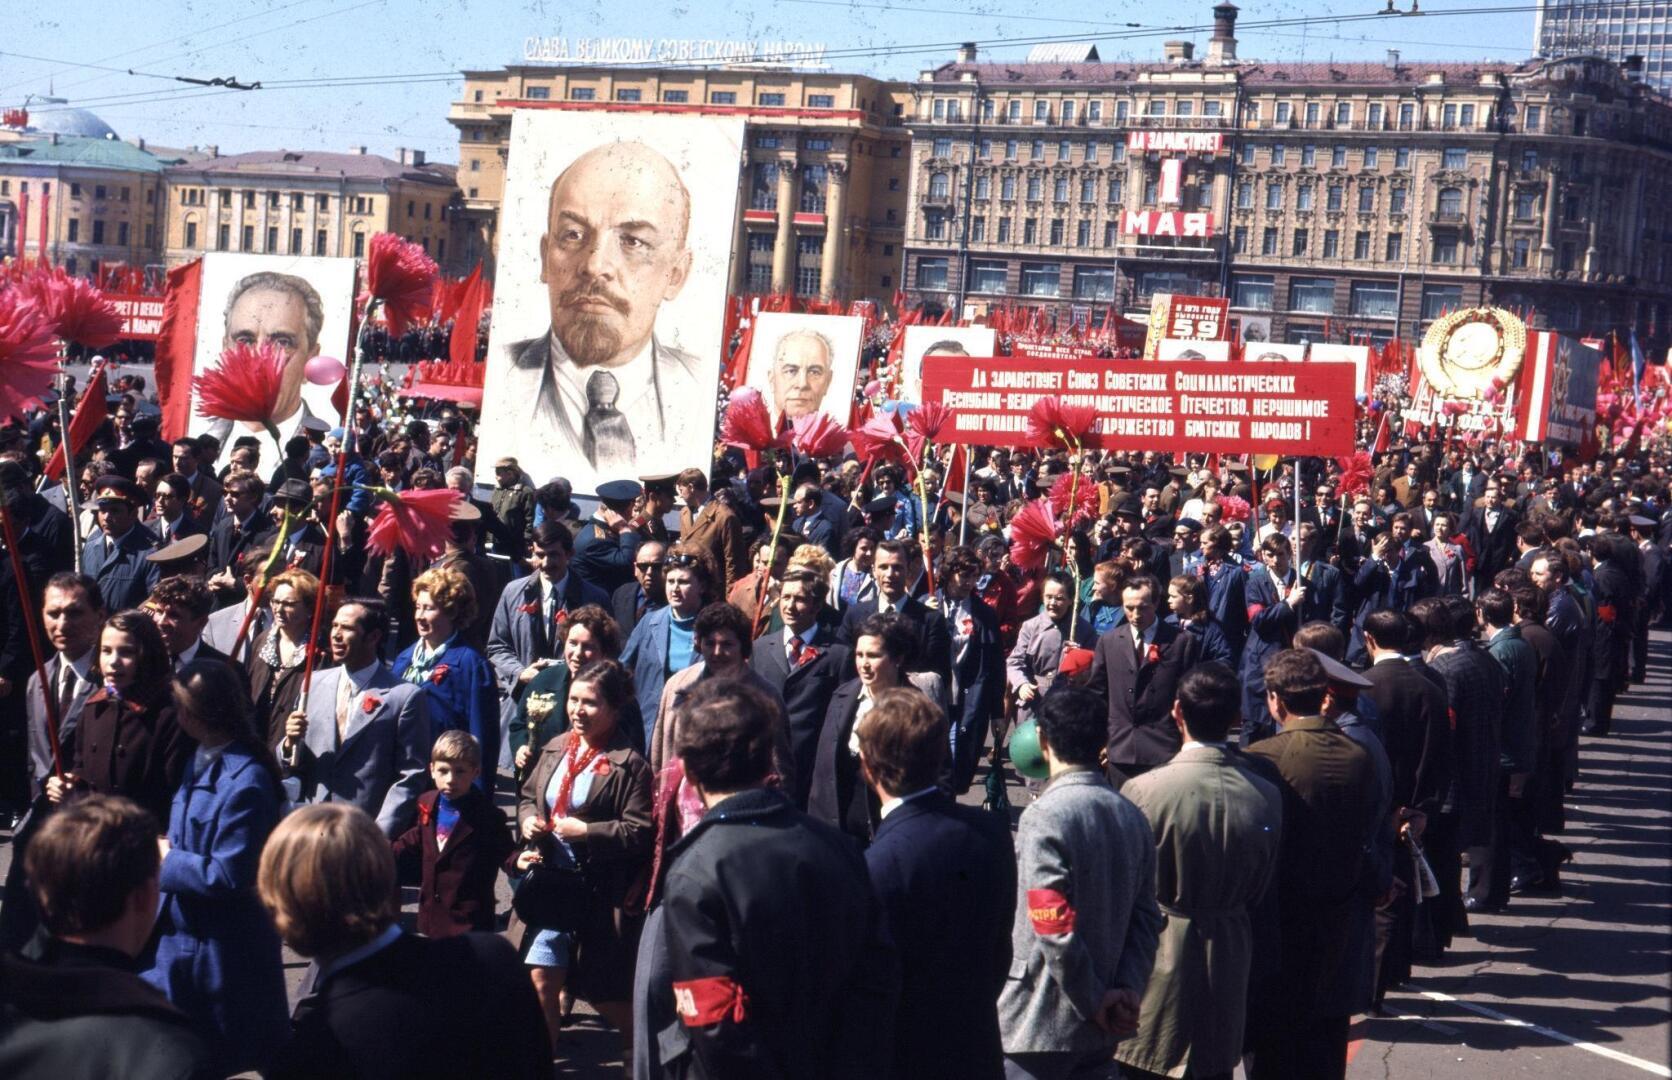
[163,148,456,186]
[11,98,120,140]
[0,133,178,173]
[924,58,1528,87]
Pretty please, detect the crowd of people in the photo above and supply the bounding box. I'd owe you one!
[0,379,1665,1080]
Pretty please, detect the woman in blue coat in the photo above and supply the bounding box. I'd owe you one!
[143,658,289,1074]
[395,565,500,792]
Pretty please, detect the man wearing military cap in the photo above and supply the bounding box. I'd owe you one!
[82,476,160,613]
[571,479,644,595]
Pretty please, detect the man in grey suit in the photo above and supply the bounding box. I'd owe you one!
[998,685,1162,1080]
[279,597,429,837]
[491,140,708,485]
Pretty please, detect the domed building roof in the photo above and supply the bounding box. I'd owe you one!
[21,97,118,141]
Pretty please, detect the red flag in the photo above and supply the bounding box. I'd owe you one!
[154,259,203,442]
[448,264,485,367]
[44,366,109,482]
[1371,412,1391,455]
[942,444,969,502]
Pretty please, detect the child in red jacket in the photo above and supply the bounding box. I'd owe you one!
[393,731,515,937]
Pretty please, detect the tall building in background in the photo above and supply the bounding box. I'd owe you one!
[1536,0,1672,91]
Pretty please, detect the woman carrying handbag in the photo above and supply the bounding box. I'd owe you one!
[510,658,653,1065]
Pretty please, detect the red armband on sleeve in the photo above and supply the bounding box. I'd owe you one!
[1246,603,1266,621]
[1027,888,1076,935]
[673,976,750,1027]
[1597,604,1617,624]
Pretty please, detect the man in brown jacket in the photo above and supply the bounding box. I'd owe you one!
[676,468,748,590]
[1244,649,1380,1080]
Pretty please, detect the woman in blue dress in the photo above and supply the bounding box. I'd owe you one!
[394,565,501,792]
[143,658,289,1074]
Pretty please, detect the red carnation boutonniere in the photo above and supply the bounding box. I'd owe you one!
[797,645,821,668]
[594,758,613,778]
[417,800,433,827]
[430,664,450,685]
[959,616,975,638]
[519,601,540,616]
[362,695,382,714]
[1145,643,1163,666]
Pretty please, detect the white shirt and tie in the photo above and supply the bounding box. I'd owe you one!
[785,622,820,666]
[335,660,382,742]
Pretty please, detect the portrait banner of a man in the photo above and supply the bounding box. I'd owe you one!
[743,312,864,428]
[477,111,745,495]
[187,253,357,478]
[900,324,996,403]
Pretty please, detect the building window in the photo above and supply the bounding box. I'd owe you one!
[1026,175,1042,201]
[1074,266,1115,300]
[1048,219,1064,245]
[1080,177,1096,203]
[1271,145,1286,166]
[317,194,329,210]
[1296,185,1314,212]
[1386,232,1403,261]
[1007,100,1022,122]
[1023,219,1037,244]
[710,91,737,104]
[1332,145,1347,168]
[1053,176,1069,203]
[1442,103,1457,130]
[1353,230,1371,259]
[1265,184,1282,211]
[1076,220,1091,246]
[970,260,1008,293]
[759,92,786,106]
[932,99,945,120]
[217,223,230,251]
[406,200,415,217]
[928,172,951,199]
[244,191,255,208]
[67,219,80,243]
[1520,149,1538,172]
[1204,100,1222,117]
[1276,102,1292,125]
[1437,187,1463,218]
[1301,144,1316,167]
[1088,100,1102,122]
[971,217,986,242]
[184,221,198,248]
[570,87,596,100]
[1432,235,1459,263]
[800,165,828,212]
[1106,221,1119,247]
[1304,102,1320,127]
[1525,105,1542,131]
[1034,100,1050,123]
[526,86,550,100]
[1144,177,1159,205]
[795,235,823,295]
[1421,284,1462,319]
[1020,262,1060,297]
[1335,102,1351,127]
[315,229,327,255]
[1395,147,1411,169]
[1292,228,1308,256]
[805,137,832,151]
[808,93,835,108]
[999,175,1017,201]
[1398,103,1415,129]
[1061,100,1076,125]
[746,233,773,292]
[1460,104,1475,128]
[1514,190,1537,219]
[1232,225,1248,253]
[925,214,947,240]
[1109,176,1124,203]
[930,137,952,159]
[1031,139,1045,160]
[974,174,991,200]
[1290,277,1336,314]
[998,218,1012,243]
[978,138,993,160]
[615,88,642,102]
[266,226,278,251]
[663,89,689,103]
[1005,139,1018,161]
[1357,186,1375,213]
[916,257,950,291]
[1232,273,1274,310]
[1237,182,1253,209]
[1261,227,1278,255]
[1389,187,1406,215]
[1442,147,1466,170]
[1323,229,1339,258]
[1326,185,1343,212]
[1057,140,1071,161]
[291,227,302,253]
[71,183,83,198]
[1511,236,1530,267]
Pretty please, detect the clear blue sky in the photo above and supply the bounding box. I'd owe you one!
[1,0,1538,163]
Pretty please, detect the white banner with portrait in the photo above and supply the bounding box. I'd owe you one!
[900,324,997,403]
[743,312,863,426]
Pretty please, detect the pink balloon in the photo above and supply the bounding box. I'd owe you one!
[304,356,346,386]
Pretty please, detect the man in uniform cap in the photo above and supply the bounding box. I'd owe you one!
[571,479,644,595]
[82,476,160,613]
[144,533,211,581]
[636,473,677,545]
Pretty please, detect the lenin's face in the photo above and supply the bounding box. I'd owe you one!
[223,286,317,418]
[769,334,834,419]
[541,143,692,368]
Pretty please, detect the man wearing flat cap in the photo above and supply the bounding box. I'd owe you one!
[83,476,160,612]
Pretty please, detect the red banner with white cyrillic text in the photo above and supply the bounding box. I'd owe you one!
[920,357,1357,455]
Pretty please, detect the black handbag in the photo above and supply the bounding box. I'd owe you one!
[512,846,595,933]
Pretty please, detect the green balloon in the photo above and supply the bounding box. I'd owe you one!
[1008,718,1050,780]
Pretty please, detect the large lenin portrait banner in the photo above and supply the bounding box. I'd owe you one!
[186,253,358,480]
[478,110,745,494]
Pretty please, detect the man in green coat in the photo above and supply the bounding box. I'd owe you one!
[1116,663,1284,1080]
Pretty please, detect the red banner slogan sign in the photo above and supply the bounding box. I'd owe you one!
[921,357,1357,455]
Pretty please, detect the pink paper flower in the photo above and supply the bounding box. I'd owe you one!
[0,289,59,422]
[364,233,438,337]
[366,487,461,563]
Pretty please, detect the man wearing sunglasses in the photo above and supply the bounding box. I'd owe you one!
[612,539,668,635]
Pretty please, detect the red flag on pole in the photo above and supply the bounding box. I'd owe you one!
[448,264,484,367]
[154,259,204,442]
[43,366,109,482]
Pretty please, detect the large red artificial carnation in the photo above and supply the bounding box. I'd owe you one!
[789,411,848,459]
[1048,472,1100,529]
[1007,498,1061,573]
[0,289,60,421]
[904,401,954,461]
[1333,451,1373,498]
[1215,493,1251,523]
[721,387,787,452]
[366,487,461,562]
[193,342,288,435]
[850,412,911,468]
[21,267,124,350]
[364,233,438,337]
[1025,396,1099,450]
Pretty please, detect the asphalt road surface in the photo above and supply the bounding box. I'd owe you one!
[2,631,1666,1078]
